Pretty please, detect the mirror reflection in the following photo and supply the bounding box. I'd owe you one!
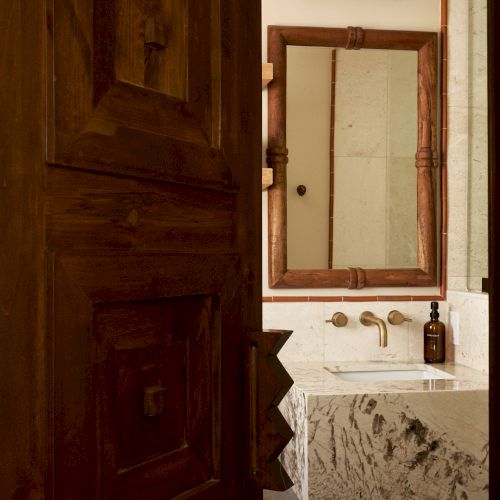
[286,46,419,270]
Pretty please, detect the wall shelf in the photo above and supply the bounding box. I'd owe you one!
[262,64,273,189]
[262,63,273,88]
[262,167,273,190]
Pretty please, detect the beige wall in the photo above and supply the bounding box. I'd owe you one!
[262,0,489,374]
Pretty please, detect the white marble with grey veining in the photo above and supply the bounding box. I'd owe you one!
[280,362,488,499]
[283,361,487,395]
[278,384,308,500]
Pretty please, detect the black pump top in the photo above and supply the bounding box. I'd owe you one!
[430,301,439,320]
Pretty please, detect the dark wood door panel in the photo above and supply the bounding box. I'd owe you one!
[48,0,225,187]
[113,0,187,98]
[51,253,238,499]
[46,167,236,252]
[2,0,269,497]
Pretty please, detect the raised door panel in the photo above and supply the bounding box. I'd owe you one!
[48,0,226,187]
[51,253,239,499]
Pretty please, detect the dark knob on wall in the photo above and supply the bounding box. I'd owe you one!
[296,185,307,196]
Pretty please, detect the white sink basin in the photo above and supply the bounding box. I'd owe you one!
[325,364,455,382]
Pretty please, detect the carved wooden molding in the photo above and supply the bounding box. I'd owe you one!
[348,267,366,289]
[267,25,439,288]
[266,147,289,167]
[345,26,365,49]
[246,330,293,491]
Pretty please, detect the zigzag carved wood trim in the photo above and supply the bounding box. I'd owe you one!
[247,329,293,491]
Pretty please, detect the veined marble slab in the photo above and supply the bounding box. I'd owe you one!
[279,362,488,500]
[283,361,487,395]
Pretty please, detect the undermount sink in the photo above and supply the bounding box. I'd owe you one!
[325,364,456,382]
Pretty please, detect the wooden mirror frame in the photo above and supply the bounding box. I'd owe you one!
[267,26,439,289]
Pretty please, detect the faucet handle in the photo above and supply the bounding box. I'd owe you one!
[387,310,412,325]
[325,312,348,327]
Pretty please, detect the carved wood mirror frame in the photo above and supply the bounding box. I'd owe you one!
[267,26,439,289]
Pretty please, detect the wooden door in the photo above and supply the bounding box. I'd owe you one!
[46,0,260,498]
[1,0,292,498]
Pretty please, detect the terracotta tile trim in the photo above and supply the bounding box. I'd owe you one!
[439,0,448,301]
[262,295,445,303]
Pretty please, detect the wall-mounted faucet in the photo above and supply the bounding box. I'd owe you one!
[359,311,388,347]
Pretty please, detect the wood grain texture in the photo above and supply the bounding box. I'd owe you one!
[52,255,234,499]
[46,167,237,252]
[0,0,289,496]
[48,0,224,187]
[247,330,294,491]
[262,63,273,88]
[0,1,46,498]
[267,25,439,289]
[262,168,273,190]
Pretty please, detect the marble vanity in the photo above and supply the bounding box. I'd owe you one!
[279,362,489,500]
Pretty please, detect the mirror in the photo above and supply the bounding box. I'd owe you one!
[267,26,439,288]
[287,46,418,270]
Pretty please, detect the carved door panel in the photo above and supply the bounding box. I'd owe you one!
[46,0,262,498]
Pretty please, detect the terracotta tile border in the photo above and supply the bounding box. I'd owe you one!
[440,0,448,301]
[309,296,342,302]
[328,49,336,269]
[262,295,445,303]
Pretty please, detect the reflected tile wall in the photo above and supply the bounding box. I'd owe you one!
[387,157,417,267]
[333,157,387,268]
[334,50,388,158]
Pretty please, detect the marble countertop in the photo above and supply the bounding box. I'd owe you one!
[282,361,488,395]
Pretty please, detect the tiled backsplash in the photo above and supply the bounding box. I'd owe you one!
[263,300,448,364]
[264,292,489,374]
[447,290,489,373]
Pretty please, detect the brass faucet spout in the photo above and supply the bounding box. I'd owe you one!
[360,311,388,347]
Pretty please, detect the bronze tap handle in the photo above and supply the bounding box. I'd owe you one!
[325,312,348,327]
[387,310,412,325]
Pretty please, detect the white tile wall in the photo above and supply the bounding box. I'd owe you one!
[264,301,449,364]
[447,291,489,373]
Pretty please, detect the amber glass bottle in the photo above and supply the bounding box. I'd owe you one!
[424,302,445,363]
